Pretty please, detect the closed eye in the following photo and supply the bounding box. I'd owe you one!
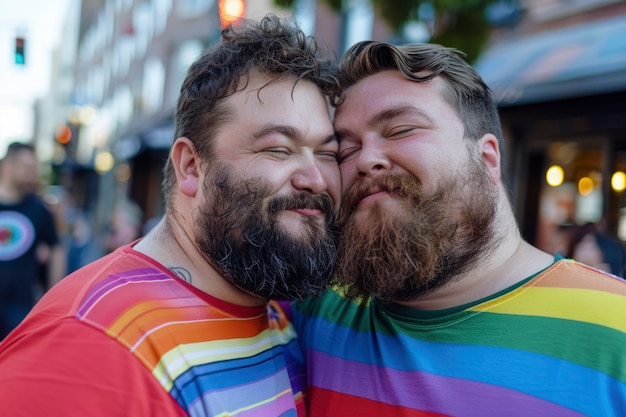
[388,127,417,138]
[265,148,291,156]
[316,151,338,162]
[337,147,360,164]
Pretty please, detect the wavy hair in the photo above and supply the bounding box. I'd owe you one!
[162,14,341,208]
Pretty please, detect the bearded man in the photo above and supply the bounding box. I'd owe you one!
[0,15,341,417]
[292,41,626,417]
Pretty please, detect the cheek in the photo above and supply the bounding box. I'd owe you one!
[339,162,358,192]
[320,164,342,207]
[392,145,444,182]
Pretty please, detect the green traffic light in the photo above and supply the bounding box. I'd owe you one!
[15,37,25,65]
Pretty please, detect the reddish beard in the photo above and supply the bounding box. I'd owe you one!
[336,157,498,303]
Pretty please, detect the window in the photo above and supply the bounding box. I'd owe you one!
[142,58,165,114]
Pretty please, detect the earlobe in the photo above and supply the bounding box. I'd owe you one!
[171,137,200,197]
[480,134,501,185]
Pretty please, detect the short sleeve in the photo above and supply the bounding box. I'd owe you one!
[0,318,188,417]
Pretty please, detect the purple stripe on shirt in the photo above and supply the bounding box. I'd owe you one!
[309,350,586,417]
[76,268,170,317]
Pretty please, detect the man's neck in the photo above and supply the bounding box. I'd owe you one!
[0,183,21,204]
[133,219,268,308]
[395,204,554,310]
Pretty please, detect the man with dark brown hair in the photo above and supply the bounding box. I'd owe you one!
[0,15,342,417]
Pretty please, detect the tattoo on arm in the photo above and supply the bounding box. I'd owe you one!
[170,267,192,284]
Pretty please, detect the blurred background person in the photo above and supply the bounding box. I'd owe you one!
[569,222,626,277]
[105,199,143,253]
[0,142,65,339]
[64,209,104,274]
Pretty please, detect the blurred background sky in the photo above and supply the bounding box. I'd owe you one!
[1,0,71,152]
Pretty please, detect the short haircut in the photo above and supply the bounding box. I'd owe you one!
[337,41,504,147]
[4,142,35,160]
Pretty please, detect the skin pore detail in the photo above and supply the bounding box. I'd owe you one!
[169,266,192,284]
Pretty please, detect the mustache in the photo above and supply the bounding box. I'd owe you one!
[339,173,422,223]
[268,192,336,219]
[345,173,422,209]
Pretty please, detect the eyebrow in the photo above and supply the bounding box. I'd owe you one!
[335,105,433,141]
[253,123,336,145]
[369,105,434,127]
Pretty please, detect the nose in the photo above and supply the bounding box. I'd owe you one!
[355,139,391,178]
[291,157,328,194]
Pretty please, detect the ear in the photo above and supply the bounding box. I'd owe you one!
[480,133,501,185]
[171,137,201,197]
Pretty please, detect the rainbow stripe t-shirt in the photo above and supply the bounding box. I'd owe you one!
[0,244,306,417]
[293,258,626,417]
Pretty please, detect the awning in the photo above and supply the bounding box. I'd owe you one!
[474,14,626,106]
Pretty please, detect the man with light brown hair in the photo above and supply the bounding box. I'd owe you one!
[293,40,626,416]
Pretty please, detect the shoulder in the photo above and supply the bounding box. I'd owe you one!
[30,248,181,333]
[0,318,185,416]
[544,258,626,295]
[526,259,626,333]
[22,193,49,209]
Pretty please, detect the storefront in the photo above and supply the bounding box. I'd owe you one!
[475,14,626,255]
[114,119,172,225]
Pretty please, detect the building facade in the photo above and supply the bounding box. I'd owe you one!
[63,0,291,234]
[474,0,626,254]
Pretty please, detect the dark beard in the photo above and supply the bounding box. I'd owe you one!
[195,162,339,301]
[336,156,498,303]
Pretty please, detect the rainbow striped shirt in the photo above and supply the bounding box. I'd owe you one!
[293,259,626,417]
[0,244,305,417]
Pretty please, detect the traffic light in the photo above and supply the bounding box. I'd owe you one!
[218,0,245,28]
[55,125,72,145]
[15,37,25,65]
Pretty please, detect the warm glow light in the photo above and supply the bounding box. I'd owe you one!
[546,165,564,187]
[578,176,594,196]
[79,106,97,125]
[612,171,626,192]
[94,150,114,174]
[219,0,245,27]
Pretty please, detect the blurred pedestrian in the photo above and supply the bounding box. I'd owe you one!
[65,210,104,274]
[0,142,65,339]
[0,14,340,417]
[105,199,143,252]
[570,222,625,277]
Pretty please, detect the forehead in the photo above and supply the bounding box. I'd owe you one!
[237,72,323,106]
[335,70,448,119]
[10,149,37,164]
[230,74,330,122]
[214,73,335,150]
